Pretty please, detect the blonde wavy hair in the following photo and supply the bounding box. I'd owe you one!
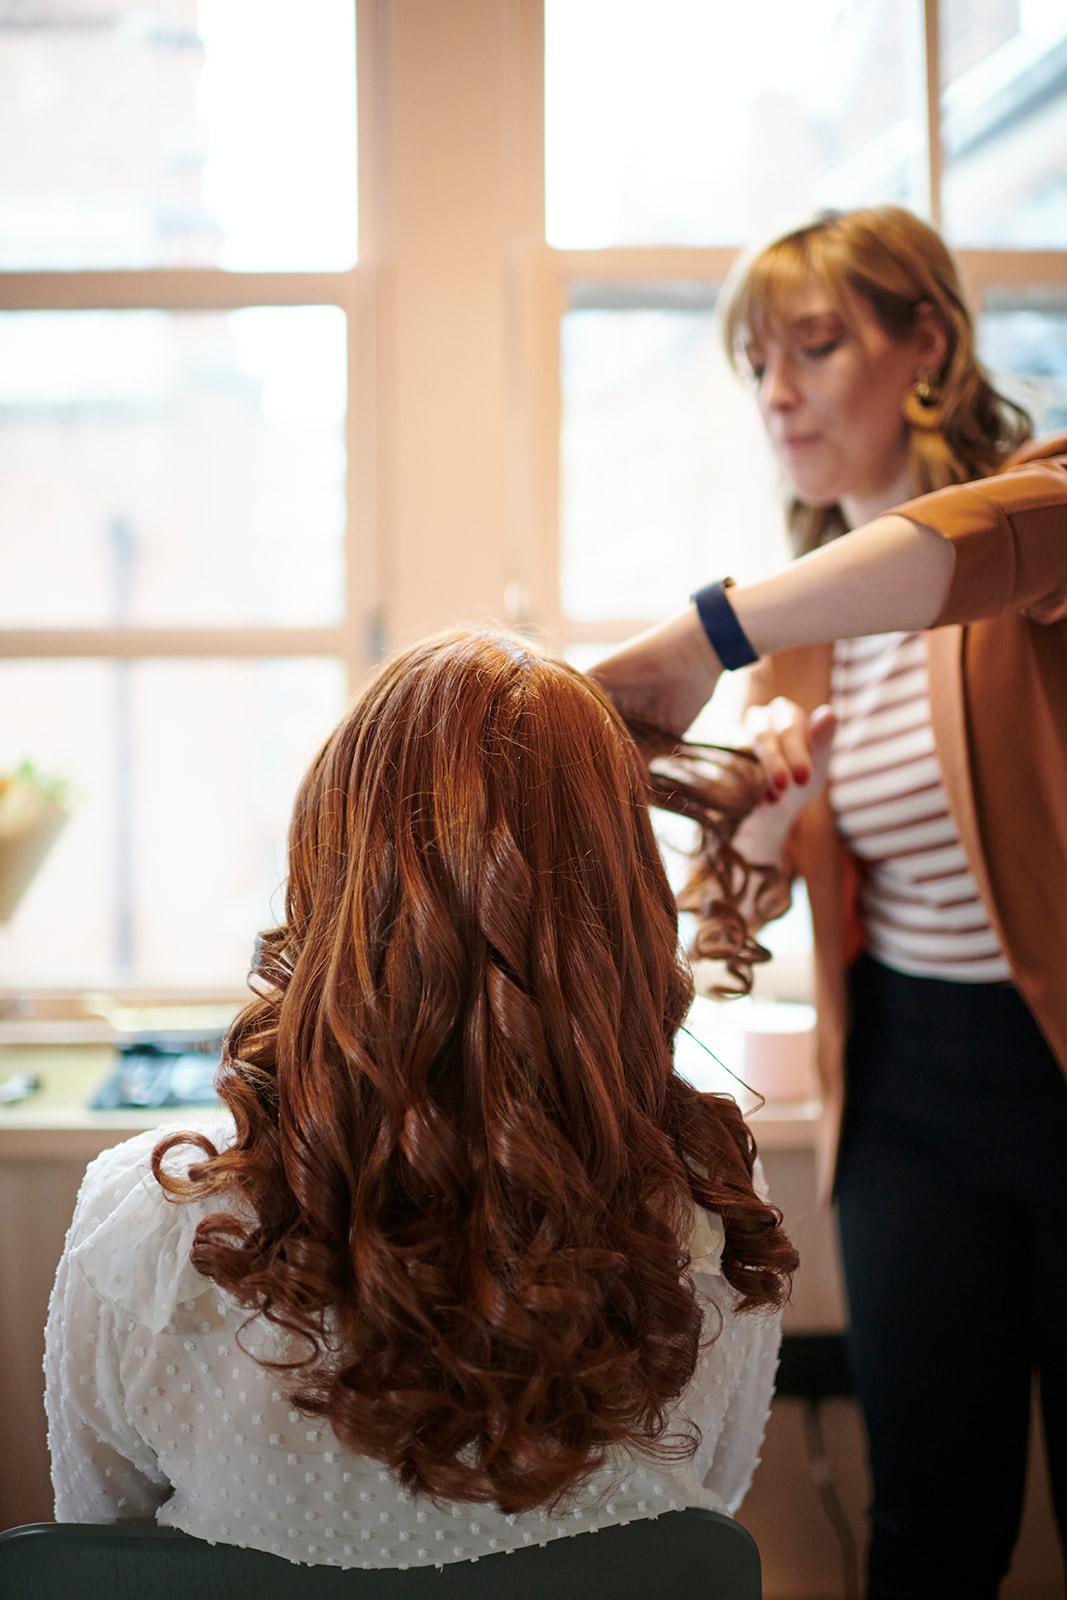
[719,205,1033,554]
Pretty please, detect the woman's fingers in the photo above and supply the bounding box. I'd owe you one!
[743,698,837,804]
[806,703,836,792]
[770,696,816,785]
[743,697,813,799]
[732,704,837,865]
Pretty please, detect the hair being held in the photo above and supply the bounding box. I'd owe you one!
[154,631,795,1514]
[632,725,793,994]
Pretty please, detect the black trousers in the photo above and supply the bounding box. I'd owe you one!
[836,956,1067,1600]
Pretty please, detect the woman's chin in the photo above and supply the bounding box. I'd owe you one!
[785,477,843,510]
[776,455,845,509]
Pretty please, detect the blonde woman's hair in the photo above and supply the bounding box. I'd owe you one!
[719,205,1033,554]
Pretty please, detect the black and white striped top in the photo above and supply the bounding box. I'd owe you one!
[828,632,1010,983]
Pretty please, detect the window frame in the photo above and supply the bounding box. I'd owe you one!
[522,0,1067,644]
[0,2,374,1004]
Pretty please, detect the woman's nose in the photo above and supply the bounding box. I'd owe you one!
[761,356,800,412]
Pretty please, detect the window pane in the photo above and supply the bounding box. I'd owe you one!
[0,308,347,628]
[0,0,356,269]
[979,292,1067,434]
[941,1,1067,247]
[0,658,345,988]
[546,0,925,249]
[560,287,786,623]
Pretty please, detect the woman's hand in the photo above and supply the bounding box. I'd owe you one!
[744,697,834,803]
[734,701,836,857]
[712,702,835,936]
[589,607,723,738]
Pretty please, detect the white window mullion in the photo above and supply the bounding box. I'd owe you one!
[0,269,356,314]
[0,628,347,660]
[957,248,1067,303]
[923,0,943,227]
[552,247,739,284]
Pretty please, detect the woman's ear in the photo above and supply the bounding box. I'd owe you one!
[912,300,950,378]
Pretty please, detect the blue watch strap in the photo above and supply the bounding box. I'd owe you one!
[691,578,759,670]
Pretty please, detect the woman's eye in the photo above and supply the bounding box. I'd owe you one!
[748,361,766,382]
[801,340,840,360]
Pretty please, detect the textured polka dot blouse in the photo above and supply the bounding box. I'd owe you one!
[45,1122,780,1570]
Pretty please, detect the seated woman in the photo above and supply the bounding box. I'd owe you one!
[44,630,795,1571]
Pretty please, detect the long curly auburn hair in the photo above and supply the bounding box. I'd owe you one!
[153,631,795,1513]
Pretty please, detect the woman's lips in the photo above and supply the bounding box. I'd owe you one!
[781,433,821,451]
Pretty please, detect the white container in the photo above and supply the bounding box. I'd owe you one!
[676,994,818,1105]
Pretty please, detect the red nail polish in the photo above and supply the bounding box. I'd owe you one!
[774,772,788,790]
[793,767,810,785]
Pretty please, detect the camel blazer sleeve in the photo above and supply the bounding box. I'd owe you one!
[896,437,1067,627]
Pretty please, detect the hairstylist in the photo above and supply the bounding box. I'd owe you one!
[592,206,1067,1599]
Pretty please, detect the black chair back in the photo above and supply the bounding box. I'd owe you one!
[0,1510,760,1598]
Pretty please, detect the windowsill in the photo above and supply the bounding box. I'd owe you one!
[0,988,245,1024]
[0,992,241,1049]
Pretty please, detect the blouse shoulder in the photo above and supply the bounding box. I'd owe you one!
[68,1119,236,1335]
[686,1204,725,1276]
[682,1152,773,1279]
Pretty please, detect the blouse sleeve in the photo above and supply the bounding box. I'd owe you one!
[44,1153,172,1522]
[687,1173,781,1513]
[895,445,1067,628]
[695,1281,782,1513]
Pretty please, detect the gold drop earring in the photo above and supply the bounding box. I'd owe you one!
[903,372,943,430]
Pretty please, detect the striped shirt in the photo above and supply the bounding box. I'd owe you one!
[829,632,1010,983]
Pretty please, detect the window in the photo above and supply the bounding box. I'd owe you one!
[0,0,356,270]
[0,0,361,992]
[545,0,927,250]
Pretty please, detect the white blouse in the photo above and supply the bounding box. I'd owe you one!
[45,1121,781,1571]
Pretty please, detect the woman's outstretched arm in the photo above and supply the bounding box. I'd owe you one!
[595,442,1067,736]
[592,513,952,737]
[728,514,952,656]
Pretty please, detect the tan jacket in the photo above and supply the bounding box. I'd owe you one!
[743,436,1067,1195]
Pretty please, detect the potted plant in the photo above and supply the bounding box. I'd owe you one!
[0,762,72,924]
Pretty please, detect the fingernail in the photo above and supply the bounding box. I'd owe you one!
[765,789,779,804]
[774,771,789,790]
[793,766,810,785]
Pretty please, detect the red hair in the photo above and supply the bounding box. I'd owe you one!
[154,631,795,1512]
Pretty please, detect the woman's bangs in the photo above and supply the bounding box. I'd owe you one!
[724,236,845,364]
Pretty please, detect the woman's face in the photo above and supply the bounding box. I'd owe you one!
[743,277,929,519]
